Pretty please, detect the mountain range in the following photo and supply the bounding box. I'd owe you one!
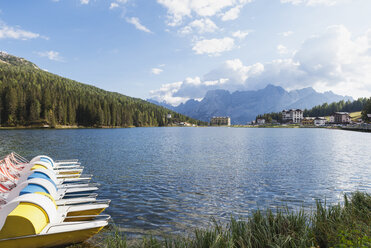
[148,85,353,124]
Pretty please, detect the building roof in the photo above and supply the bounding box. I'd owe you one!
[282,109,303,112]
[315,117,326,120]
[334,112,349,115]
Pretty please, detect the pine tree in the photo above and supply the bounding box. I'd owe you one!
[29,99,41,122]
[5,86,18,125]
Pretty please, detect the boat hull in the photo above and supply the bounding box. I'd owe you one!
[66,207,107,218]
[0,226,104,248]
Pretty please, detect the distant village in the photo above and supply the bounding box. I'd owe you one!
[209,109,371,128]
[166,108,371,129]
[254,109,355,126]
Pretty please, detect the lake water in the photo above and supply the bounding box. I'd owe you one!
[0,127,370,236]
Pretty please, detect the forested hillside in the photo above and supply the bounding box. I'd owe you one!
[0,53,204,127]
[303,98,368,117]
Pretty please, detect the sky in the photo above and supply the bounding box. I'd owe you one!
[1,0,371,106]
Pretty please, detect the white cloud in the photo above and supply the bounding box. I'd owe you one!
[0,24,41,40]
[157,0,251,26]
[37,51,64,62]
[232,30,250,39]
[149,81,189,105]
[109,0,129,9]
[151,68,163,75]
[277,44,289,54]
[221,5,243,21]
[279,31,293,37]
[204,59,264,86]
[280,0,304,4]
[126,17,152,33]
[149,77,230,105]
[150,25,371,105]
[192,37,235,56]
[179,18,218,35]
[178,26,192,35]
[80,0,89,4]
[109,3,119,9]
[280,0,347,6]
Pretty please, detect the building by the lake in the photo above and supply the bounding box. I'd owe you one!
[210,116,231,126]
[282,109,304,123]
[331,112,350,124]
[302,117,315,125]
[314,117,327,126]
[256,118,265,125]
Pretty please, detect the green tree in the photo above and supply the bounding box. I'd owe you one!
[361,98,371,122]
[29,99,41,122]
[5,86,18,125]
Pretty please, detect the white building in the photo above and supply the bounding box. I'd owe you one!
[282,109,304,123]
[210,116,231,126]
[329,115,335,123]
[331,112,350,124]
[256,118,265,125]
[314,117,327,126]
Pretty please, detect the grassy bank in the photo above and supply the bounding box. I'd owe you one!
[74,192,370,248]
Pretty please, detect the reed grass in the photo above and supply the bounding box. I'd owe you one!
[71,191,370,248]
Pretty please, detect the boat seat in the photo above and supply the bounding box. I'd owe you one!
[27,170,58,187]
[30,155,55,168]
[0,201,19,231]
[17,168,58,185]
[0,193,57,238]
[30,161,54,171]
[7,178,58,202]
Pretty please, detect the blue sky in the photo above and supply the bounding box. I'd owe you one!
[1,0,371,105]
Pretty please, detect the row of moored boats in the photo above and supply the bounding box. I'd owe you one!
[0,152,110,248]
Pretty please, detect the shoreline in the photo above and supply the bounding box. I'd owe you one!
[1,124,370,133]
[231,124,371,132]
[0,125,142,130]
[72,191,371,248]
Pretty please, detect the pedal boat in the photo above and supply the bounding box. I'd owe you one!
[3,153,84,176]
[1,160,84,184]
[18,168,92,185]
[30,161,84,177]
[30,155,83,170]
[0,166,93,196]
[6,178,102,207]
[0,193,110,248]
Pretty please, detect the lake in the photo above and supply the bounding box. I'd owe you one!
[0,127,370,236]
